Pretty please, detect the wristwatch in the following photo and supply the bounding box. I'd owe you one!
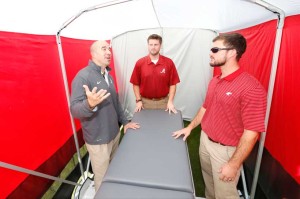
[136,99,142,103]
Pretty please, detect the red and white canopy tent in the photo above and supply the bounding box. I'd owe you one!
[0,0,299,198]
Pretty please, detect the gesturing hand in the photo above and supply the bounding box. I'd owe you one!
[83,85,111,109]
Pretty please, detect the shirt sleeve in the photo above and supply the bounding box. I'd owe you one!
[116,94,129,126]
[130,60,141,85]
[241,84,267,133]
[70,74,96,119]
[169,60,180,85]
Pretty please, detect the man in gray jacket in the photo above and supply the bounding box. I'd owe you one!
[70,40,140,192]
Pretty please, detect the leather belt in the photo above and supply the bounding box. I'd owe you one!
[142,96,167,101]
[208,137,226,146]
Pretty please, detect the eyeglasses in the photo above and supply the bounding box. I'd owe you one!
[210,47,233,53]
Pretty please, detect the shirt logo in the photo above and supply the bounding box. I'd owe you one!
[226,92,232,96]
[97,81,101,84]
[160,68,166,73]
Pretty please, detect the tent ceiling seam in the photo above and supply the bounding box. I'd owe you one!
[151,0,161,28]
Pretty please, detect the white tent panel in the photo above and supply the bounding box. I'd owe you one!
[112,28,162,118]
[1,0,300,40]
[112,28,216,119]
[0,0,88,35]
[62,0,160,40]
[153,0,274,32]
[270,0,300,15]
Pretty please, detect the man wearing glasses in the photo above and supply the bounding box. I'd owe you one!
[173,33,267,199]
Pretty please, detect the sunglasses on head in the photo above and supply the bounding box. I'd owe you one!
[210,47,233,53]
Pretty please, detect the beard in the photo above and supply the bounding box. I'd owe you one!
[210,58,226,67]
[150,49,159,56]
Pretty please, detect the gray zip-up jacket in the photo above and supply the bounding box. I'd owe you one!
[70,60,129,145]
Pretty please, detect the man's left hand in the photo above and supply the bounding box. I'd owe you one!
[124,122,140,133]
[165,101,177,114]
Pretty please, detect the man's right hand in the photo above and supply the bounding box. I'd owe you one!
[172,127,191,141]
[134,101,144,112]
[83,85,110,109]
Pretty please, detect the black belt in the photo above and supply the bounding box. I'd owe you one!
[208,137,226,146]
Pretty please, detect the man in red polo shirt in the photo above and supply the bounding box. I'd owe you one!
[173,33,267,199]
[130,34,180,114]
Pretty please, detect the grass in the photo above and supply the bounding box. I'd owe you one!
[184,121,205,197]
[42,145,88,199]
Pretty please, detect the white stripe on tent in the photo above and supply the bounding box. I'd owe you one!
[0,161,81,187]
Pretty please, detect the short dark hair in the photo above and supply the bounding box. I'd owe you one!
[147,34,162,44]
[213,33,247,61]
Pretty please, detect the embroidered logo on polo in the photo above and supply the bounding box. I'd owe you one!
[160,68,166,73]
[226,92,232,96]
[96,79,112,86]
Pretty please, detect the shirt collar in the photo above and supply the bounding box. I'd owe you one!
[89,60,111,72]
[147,54,163,65]
[218,68,243,82]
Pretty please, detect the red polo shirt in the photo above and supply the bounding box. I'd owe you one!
[130,55,180,99]
[201,68,267,146]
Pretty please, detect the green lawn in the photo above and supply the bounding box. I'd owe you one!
[184,121,205,197]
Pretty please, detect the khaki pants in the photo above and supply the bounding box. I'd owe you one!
[199,131,241,199]
[85,132,120,192]
[141,96,168,109]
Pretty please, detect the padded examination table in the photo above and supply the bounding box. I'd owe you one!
[96,182,194,199]
[95,110,195,198]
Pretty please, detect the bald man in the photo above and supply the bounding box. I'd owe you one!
[70,40,140,192]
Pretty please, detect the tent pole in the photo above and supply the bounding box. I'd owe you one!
[241,166,249,199]
[249,1,285,198]
[55,33,85,180]
[0,161,81,187]
[55,0,135,184]
[58,0,134,33]
[150,0,161,27]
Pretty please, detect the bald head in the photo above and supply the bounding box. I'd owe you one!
[90,40,108,54]
[90,40,111,67]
